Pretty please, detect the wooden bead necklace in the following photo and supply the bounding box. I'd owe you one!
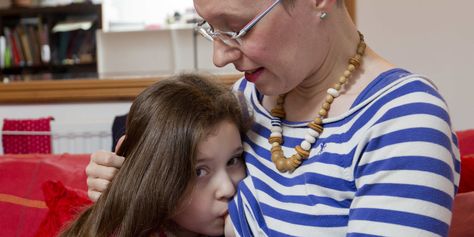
[268,32,366,173]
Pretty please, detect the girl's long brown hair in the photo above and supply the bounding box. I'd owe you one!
[60,74,251,237]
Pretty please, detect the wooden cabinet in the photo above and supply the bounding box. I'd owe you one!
[0,74,242,103]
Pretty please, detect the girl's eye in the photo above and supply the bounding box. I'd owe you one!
[227,156,243,167]
[196,168,209,177]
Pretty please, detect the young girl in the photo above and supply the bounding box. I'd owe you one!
[60,74,251,237]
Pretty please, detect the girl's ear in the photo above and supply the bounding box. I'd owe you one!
[115,135,126,153]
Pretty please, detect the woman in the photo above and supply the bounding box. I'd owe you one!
[87,0,460,236]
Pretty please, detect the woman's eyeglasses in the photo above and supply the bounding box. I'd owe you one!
[196,0,281,47]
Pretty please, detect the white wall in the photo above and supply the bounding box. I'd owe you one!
[104,0,194,27]
[356,0,474,130]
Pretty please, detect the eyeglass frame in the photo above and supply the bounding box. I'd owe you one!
[196,0,281,47]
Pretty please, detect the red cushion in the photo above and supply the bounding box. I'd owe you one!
[35,181,92,237]
[456,130,474,156]
[0,154,89,237]
[455,130,474,194]
[459,156,474,193]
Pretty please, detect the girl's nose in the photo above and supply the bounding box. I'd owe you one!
[215,172,237,200]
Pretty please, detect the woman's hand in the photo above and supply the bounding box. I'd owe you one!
[86,151,124,201]
[86,136,125,201]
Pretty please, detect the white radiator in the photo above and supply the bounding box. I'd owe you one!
[51,121,112,154]
[51,131,111,154]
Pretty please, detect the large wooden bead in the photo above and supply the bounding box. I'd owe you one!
[322,102,331,110]
[295,145,310,158]
[313,117,323,125]
[339,76,348,84]
[287,155,302,173]
[275,158,287,172]
[349,57,361,68]
[271,151,284,163]
[343,70,351,78]
[319,109,328,117]
[347,64,356,72]
[269,136,283,144]
[308,122,323,134]
[271,146,282,153]
[326,94,334,103]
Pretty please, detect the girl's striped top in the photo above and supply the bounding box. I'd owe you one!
[229,69,460,237]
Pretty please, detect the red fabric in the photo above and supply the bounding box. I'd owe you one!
[2,117,53,154]
[456,129,474,157]
[0,154,89,237]
[458,156,474,193]
[456,130,474,194]
[35,181,92,237]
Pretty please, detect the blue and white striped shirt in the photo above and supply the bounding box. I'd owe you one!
[229,69,460,237]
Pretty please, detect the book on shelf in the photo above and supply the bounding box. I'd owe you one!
[27,25,42,65]
[0,36,5,68]
[17,26,33,66]
[0,3,101,77]
[5,27,22,67]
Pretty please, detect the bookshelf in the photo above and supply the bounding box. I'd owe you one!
[0,3,102,81]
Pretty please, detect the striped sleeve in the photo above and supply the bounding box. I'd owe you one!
[347,79,460,237]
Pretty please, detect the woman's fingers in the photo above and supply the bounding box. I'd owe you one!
[86,150,124,201]
[86,177,111,192]
[88,190,102,202]
[90,150,125,169]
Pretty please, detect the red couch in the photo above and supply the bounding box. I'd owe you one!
[0,154,89,237]
[0,130,473,237]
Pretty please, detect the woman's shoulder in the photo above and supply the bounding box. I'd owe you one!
[351,69,443,109]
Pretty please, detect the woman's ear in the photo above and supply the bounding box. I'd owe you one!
[310,0,337,20]
[311,0,337,11]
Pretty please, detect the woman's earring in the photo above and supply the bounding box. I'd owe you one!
[320,12,328,20]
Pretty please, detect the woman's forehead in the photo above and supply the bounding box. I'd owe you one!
[194,0,262,21]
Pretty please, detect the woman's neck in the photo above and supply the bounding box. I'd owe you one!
[262,8,395,122]
[279,24,361,121]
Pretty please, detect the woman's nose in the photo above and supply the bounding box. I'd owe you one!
[212,40,242,68]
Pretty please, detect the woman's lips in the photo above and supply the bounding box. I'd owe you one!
[244,68,264,83]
